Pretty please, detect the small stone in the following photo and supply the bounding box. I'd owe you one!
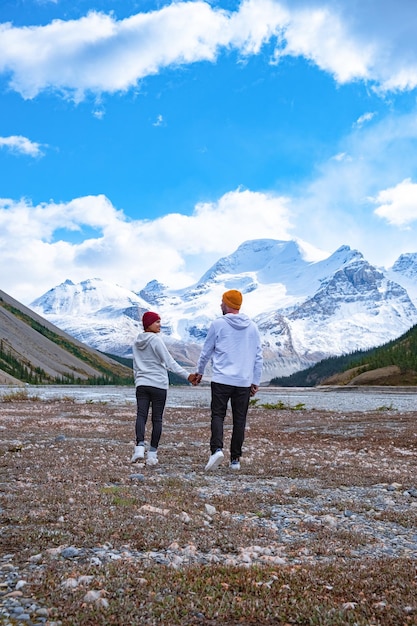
[205,504,216,516]
[45,547,63,557]
[83,590,103,603]
[129,473,145,481]
[61,547,80,559]
[387,482,402,491]
[8,440,23,452]
[5,590,23,597]
[84,589,106,603]
[140,504,169,515]
[36,608,49,617]
[11,606,24,615]
[78,575,94,585]
[15,580,27,590]
[61,578,78,589]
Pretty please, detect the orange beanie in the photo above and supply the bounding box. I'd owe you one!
[222,289,243,310]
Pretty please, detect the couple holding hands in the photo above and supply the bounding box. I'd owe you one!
[131,289,263,471]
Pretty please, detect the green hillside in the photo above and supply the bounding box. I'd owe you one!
[0,291,133,385]
[270,324,417,387]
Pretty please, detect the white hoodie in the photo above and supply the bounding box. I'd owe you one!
[132,332,190,390]
[197,313,263,387]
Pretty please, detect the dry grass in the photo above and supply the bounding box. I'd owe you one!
[1,399,417,624]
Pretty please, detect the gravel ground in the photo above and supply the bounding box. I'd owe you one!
[1,398,417,624]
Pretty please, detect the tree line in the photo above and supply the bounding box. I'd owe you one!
[270,323,417,387]
[0,339,132,386]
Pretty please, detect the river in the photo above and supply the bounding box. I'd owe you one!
[1,385,416,412]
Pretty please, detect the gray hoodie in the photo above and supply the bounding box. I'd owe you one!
[132,332,190,389]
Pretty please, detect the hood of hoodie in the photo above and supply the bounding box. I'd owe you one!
[223,313,252,330]
[134,332,157,350]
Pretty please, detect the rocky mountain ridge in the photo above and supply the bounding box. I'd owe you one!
[29,239,417,382]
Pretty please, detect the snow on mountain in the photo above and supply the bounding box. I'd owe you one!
[258,255,417,378]
[388,253,417,303]
[32,278,149,316]
[31,278,150,357]
[29,239,417,382]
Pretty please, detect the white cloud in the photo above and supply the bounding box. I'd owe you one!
[332,152,350,162]
[153,114,164,126]
[276,5,372,83]
[283,0,417,91]
[3,105,417,303]
[287,109,417,265]
[1,0,417,100]
[0,135,44,157]
[0,188,295,303]
[372,178,417,227]
[354,112,376,128]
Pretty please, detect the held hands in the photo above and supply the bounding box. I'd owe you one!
[188,374,256,391]
[188,373,203,386]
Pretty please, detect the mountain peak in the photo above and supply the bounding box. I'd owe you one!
[31,276,146,316]
[139,280,168,305]
[392,253,417,277]
[197,239,307,287]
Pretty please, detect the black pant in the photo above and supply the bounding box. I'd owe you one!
[135,385,167,449]
[210,381,251,460]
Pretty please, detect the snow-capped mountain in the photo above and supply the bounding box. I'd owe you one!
[31,278,150,357]
[388,253,417,304]
[29,239,417,382]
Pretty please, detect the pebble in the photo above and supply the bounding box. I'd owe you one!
[2,481,417,623]
[129,473,145,481]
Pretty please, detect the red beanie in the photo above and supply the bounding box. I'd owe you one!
[142,311,160,329]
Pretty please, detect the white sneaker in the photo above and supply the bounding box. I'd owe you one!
[205,449,224,471]
[146,450,158,466]
[131,444,145,463]
[230,460,240,470]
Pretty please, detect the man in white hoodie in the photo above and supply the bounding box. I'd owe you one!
[195,290,263,471]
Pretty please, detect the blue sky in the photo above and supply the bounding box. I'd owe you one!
[2,0,417,304]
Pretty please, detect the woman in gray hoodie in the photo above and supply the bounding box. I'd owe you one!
[131,311,196,466]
